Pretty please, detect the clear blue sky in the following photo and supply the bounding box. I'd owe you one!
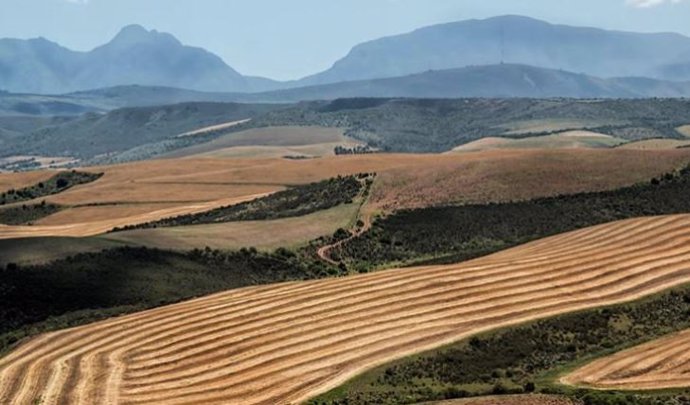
[1,0,690,80]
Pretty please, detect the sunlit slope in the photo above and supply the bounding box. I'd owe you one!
[563,328,690,391]
[3,215,690,403]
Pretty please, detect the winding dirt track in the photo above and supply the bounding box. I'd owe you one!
[563,328,690,391]
[4,214,690,404]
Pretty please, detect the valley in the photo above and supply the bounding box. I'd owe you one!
[3,5,690,405]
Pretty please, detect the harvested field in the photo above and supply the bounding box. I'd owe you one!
[498,119,622,135]
[562,328,690,391]
[617,139,690,150]
[33,203,185,226]
[183,142,359,159]
[163,126,361,158]
[367,149,690,211]
[102,203,360,251]
[425,394,580,405]
[2,148,690,237]
[450,131,624,152]
[0,170,55,193]
[176,119,251,138]
[677,125,690,138]
[4,214,690,404]
[0,193,269,239]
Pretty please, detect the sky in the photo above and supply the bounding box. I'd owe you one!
[1,0,690,80]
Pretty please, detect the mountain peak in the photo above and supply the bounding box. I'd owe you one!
[108,24,181,48]
[114,24,150,41]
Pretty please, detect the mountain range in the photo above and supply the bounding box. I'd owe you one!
[2,15,690,96]
[0,25,278,94]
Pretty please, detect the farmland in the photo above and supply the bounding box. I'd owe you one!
[0,135,690,405]
[562,329,690,391]
[2,149,689,242]
[163,126,363,159]
[450,131,625,152]
[3,214,690,404]
[103,202,361,251]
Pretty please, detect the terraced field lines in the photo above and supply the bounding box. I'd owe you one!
[0,193,271,239]
[4,215,690,404]
[562,328,690,391]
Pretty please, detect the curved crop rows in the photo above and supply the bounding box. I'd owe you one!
[0,193,270,239]
[4,215,690,404]
[563,328,690,391]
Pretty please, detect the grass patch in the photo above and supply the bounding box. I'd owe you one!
[0,201,62,225]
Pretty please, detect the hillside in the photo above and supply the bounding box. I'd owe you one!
[1,102,282,159]
[298,15,690,86]
[3,214,690,404]
[263,65,690,100]
[3,97,690,161]
[0,25,279,94]
[251,98,690,153]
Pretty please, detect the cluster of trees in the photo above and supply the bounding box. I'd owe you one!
[333,145,376,155]
[0,200,61,225]
[336,165,690,268]
[311,287,690,405]
[0,170,102,206]
[118,174,373,231]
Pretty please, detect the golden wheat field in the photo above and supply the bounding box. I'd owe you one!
[3,214,690,404]
[562,328,690,391]
[3,148,690,240]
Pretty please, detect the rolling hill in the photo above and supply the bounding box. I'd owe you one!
[298,15,690,86]
[3,214,690,404]
[1,102,282,159]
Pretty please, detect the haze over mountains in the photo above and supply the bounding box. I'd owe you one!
[2,15,690,98]
[299,15,690,85]
[0,25,279,94]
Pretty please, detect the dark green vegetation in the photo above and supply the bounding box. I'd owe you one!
[4,97,690,164]
[0,201,62,225]
[116,174,372,230]
[0,170,102,205]
[2,102,282,162]
[335,165,690,269]
[0,246,341,355]
[310,286,690,405]
[250,98,690,153]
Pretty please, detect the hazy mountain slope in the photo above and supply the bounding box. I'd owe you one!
[3,102,282,159]
[0,38,83,94]
[251,98,690,153]
[0,25,279,94]
[261,65,690,101]
[0,86,248,117]
[298,15,690,86]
